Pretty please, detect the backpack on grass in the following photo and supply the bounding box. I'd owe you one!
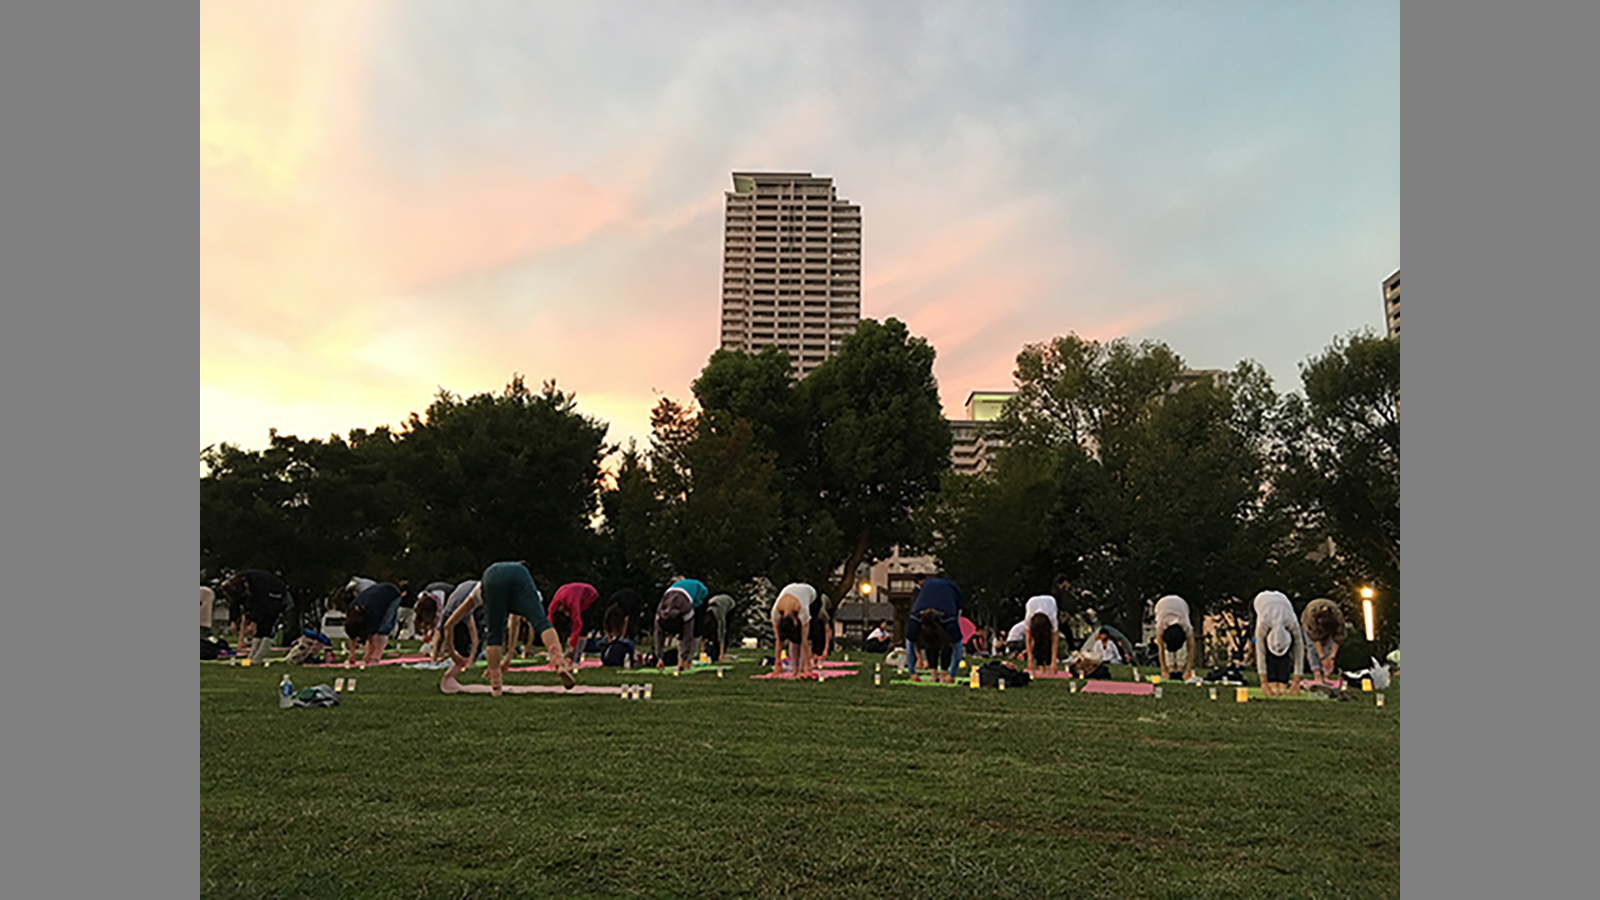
[978,661,1030,688]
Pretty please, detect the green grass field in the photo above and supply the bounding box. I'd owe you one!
[201,649,1398,900]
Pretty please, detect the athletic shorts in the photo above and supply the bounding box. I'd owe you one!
[1263,648,1293,684]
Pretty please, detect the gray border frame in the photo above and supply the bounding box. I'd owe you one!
[1402,0,1596,894]
[6,0,1592,894]
[1,0,197,895]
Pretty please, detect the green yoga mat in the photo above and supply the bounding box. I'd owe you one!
[888,678,964,688]
[630,664,731,676]
[1244,687,1329,701]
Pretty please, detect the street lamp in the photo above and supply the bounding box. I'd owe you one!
[859,582,873,597]
[1360,586,1376,642]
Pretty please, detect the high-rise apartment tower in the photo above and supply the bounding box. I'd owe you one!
[1382,269,1400,338]
[718,172,862,378]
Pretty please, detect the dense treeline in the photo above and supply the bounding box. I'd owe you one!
[201,321,1397,654]
[922,330,1399,656]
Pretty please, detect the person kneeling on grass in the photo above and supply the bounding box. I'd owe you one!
[1087,626,1133,667]
[1252,590,1304,697]
[770,583,817,676]
[1152,594,1197,682]
[343,582,404,667]
[864,620,893,654]
[438,562,575,696]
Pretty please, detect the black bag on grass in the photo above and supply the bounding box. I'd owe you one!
[978,661,1030,688]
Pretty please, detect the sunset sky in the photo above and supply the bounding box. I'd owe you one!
[200,0,1399,464]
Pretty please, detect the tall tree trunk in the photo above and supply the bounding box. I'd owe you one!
[831,528,873,613]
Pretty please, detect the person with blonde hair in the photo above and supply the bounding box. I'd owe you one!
[1301,597,1347,681]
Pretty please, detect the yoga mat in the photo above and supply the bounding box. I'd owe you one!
[1244,687,1328,701]
[503,660,605,673]
[888,678,963,688]
[440,676,620,696]
[309,654,436,668]
[1079,681,1156,695]
[815,660,861,669]
[751,668,856,680]
[630,662,732,675]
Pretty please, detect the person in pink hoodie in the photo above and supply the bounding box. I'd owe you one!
[546,582,600,665]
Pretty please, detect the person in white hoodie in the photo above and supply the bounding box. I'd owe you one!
[1252,590,1304,696]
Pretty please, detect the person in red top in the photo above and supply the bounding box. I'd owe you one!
[546,582,599,665]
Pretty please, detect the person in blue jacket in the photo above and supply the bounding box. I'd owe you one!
[904,575,964,683]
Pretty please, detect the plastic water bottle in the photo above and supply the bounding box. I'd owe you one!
[278,673,294,708]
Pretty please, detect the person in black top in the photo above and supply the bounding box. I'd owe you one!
[220,569,294,663]
[343,582,404,666]
[605,588,644,642]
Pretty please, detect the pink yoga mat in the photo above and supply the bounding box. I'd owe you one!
[439,660,592,694]
[814,660,861,669]
[439,675,620,695]
[309,654,434,668]
[1079,681,1156,695]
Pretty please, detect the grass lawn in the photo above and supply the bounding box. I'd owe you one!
[201,648,1398,900]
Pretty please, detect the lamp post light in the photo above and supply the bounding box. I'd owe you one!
[1360,586,1376,643]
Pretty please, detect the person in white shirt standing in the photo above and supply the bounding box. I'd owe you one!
[1152,594,1197,682]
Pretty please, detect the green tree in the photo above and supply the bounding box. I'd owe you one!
[200,428,409,637]
[596,439,669,592]
[644,396,785,590]
[692,345,840,590]
[394,375,610,591]
[802,317,952,607]
[994,336,1287,645]
[1278,331,1400,644]
[919,440,1110,631]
